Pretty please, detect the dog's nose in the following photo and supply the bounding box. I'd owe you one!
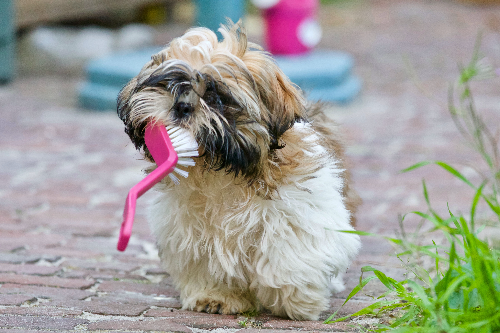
[173,102,194,119]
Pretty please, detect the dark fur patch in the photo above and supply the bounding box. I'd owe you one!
[117,67,299,179]
[117,64,196,157]
[197,75,262,179]
[266,114,304,150]
[117,84,148,155]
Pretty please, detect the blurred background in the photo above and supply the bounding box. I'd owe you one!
[2,1,500,329]
[3,0,500,247]
[2,0,500,107]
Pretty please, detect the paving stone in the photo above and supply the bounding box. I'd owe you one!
[25,247,101,260]
[98,280,178,296]
[96,292,181,308]
[242,330,346,333]
[87,318,192,332]
[328,298,380,318]
[0,284,94,302]
[49,299,150,317]
[0,295,36,306]
[80,301,150,317]
[0,328,53,333]
[0,253,61,265]
[0,263,61,276]
[171,316,242,329]
[0,315,89,330]
[0,305,83,317]
[262,318,351,331]
[0,232,66,249]
[144,309,230,319]
[0,273,95,289]
[62,258,141,273]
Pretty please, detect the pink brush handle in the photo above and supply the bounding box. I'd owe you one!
[117,123,178,252]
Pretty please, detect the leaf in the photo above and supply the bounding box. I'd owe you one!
[390,304,421,328]
[325,300,400,324]
[434,161,475,188]
[407,281,432,310]
[401,161,432,173]
[438,275,469,306]
[324,274,378,323]
[470,182,486,231]
[401,161,476,189]
[336,230,375,236]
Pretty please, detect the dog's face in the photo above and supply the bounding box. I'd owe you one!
[117,23,306,181]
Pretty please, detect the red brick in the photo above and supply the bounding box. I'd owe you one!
[172,316,241,329]
[49,299,149,317]
[328,298,383,318]
[0,284,94,301]
[145,267,167,275]
[0,253,60,265]
[87,319,192,332]
[0,328,53,333]
[0,294,36,306]
[262,317,353,331]
[95,293,179,308]
[0,263,60,276]
[0,305,82,317]
[98,280,178,296]
[243,330,348,333]
[57,269,153,282]
[143,309,241,328]
[0,232,65,249]
[0,273,95,289]
[0,315,89,330]
[62,258,140,272]
[26,247,100,260]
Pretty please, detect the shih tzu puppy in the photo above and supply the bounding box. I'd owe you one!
[117,22,360,321]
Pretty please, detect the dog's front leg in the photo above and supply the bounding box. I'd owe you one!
[250,234,336,321]
[172,257,257,315]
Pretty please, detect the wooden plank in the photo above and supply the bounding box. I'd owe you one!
[15,0,184,28]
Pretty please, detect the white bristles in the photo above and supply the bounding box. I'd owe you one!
[165,125,199,185]
[168,173,180,185]
[173,167,189,178]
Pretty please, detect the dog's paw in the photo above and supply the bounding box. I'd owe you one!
[195,299,226,314]
[190,293,255,315]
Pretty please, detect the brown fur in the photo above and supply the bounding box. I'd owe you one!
[117,21,360,320]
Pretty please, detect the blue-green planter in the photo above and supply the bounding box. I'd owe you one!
[194,0,245,38]
[0,0,15,83]
[79,48,361,111]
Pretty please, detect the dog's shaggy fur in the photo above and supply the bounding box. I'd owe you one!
[117,22,361,321]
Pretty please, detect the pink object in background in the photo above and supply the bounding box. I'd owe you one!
[117,123,178,251]
[262,0,322,55]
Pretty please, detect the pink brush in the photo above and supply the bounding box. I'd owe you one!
[117,122,198,251]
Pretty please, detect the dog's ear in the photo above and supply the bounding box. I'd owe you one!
[117,78,149,155]
[249,58,306,150]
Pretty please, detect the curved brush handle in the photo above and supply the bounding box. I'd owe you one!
[117,123,178,252]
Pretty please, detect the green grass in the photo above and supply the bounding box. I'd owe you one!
[326,41,500,332]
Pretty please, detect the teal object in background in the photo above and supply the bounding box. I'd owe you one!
[274,51,362,104]
[79,49,361,111]
[79,48,161,111]
[0,0,15,83]
[194,0,245,37]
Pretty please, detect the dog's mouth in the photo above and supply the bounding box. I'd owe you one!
[120,61,265,180]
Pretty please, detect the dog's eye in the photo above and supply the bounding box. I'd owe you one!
[203,91,222,109]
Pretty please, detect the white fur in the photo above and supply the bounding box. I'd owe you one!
[148,123,360,320]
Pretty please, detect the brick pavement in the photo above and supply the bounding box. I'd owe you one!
[2,0,500,332]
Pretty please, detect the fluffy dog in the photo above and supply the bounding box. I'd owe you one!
[117,22,360,321]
